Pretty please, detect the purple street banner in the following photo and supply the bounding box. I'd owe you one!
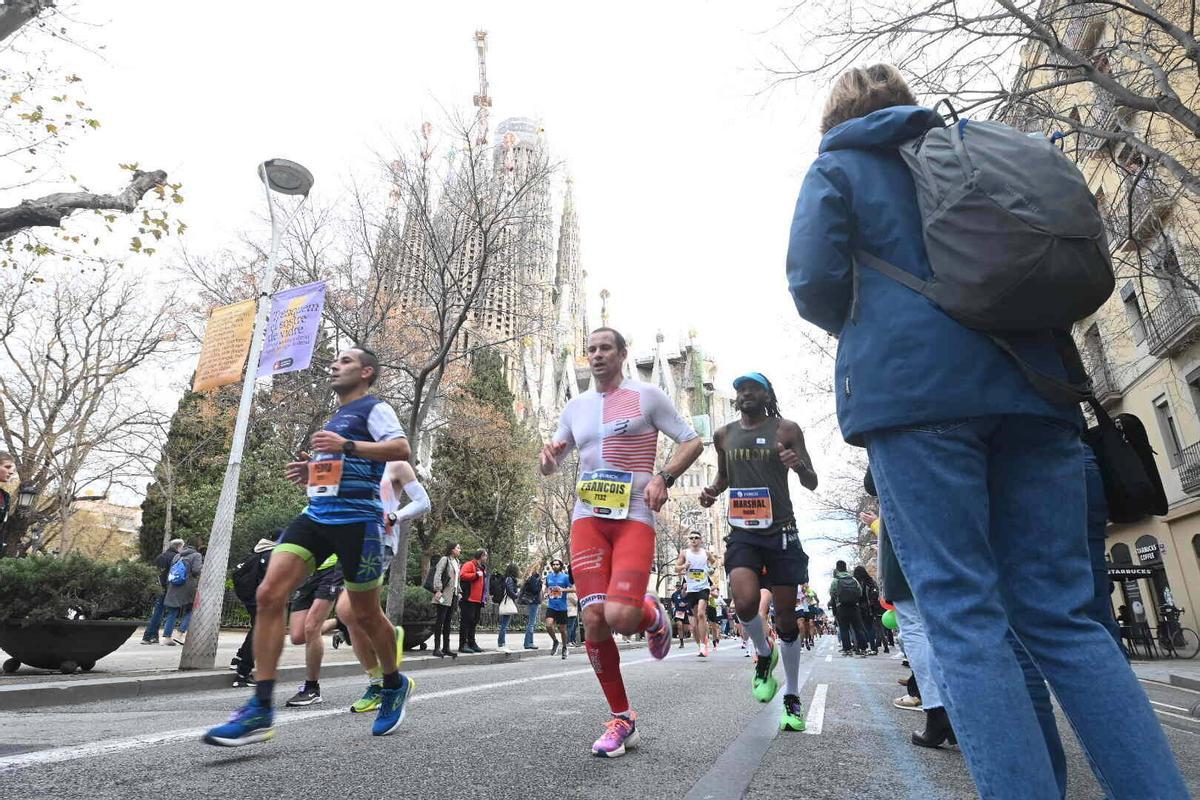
[256,280,326,379]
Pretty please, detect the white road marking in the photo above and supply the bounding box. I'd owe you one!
[1151,700,1191,713]
[0,649,690,773]
[804,684,828,735]
[825,655,832,663]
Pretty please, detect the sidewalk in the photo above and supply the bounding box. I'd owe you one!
[1131,656,1200,691]
[0,626,615,710]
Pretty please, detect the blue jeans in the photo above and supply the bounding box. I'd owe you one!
[567,616,579,645]
[162,605,192,639]
[867,415,1188,800]
[497,613,513,648]
[142,592,166,641]
[1083,446,1122,646]
[523,604,539,648]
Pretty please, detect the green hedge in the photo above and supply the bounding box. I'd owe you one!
[0,554,159,622]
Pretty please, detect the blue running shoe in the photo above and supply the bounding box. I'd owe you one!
[371,675,415,736]
[202,697,275,747]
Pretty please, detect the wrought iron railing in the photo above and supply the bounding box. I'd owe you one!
[1146,290,1200,356]
[1176,441,1200,495]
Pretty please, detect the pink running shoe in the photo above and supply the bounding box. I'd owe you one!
[644,594,671,660]
[592,714,640,758]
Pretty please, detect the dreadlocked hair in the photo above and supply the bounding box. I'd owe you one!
[765,389,782,419]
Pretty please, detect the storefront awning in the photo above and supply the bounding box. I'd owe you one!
[1108,566,1153,579]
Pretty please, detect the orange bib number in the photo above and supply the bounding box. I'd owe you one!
[728,487,773,530]
[307,454,344,498]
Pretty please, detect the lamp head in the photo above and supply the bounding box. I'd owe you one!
[258,158,314,196]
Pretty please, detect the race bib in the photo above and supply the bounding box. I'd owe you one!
[307,453,344,498]
[549,587,563,599]
[674,610,686,619]
[688,569,707,582]
[577,469,633,520]
[729,487,773,530]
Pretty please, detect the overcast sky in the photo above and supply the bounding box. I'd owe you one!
[34,1,861,576]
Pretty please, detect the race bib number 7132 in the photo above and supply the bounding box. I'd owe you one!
[577,469,633,520]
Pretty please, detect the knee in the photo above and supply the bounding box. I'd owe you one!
[290,627,306,645]
[256,580,289,612]
[304,618,324,641]
[777,619,799,643]
[605,604,641,635]
[733,595,758,620]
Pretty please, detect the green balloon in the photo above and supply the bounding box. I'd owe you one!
[881,609,898,630]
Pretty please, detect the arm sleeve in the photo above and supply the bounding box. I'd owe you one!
[786,158,854,336]
[367,402,407,442]
[393,479,430,522]
[646,386,698,444]
[461,561,477,580]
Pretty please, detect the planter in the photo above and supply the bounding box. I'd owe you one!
[0,619,138,675]
[400,619,436,651]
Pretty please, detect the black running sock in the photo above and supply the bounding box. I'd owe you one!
[303,680,320,694]
[382,671,401,690]
[255,679,274,705]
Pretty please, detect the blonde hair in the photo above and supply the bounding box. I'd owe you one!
[820,64,918,134]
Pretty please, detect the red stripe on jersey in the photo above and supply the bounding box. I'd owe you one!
[603,431,658,472]
[602,388,642,423]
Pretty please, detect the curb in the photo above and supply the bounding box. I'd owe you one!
[1168,672,1200,694]
[0,642,643,711]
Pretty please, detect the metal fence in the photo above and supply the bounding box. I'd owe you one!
[218,590,550,633]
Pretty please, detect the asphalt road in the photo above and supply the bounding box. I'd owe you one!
[3,634,1198,799]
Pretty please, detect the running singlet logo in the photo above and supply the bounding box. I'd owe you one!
[308,453,344,498]
[728,487,773,530]
[577,469,633,519]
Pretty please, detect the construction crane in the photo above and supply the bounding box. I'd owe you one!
[473,29,491,146]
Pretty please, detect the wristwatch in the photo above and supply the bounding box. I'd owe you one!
[342,440,357,456]
[657,470,676,489]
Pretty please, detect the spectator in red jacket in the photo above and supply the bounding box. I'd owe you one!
[458,549,488,654]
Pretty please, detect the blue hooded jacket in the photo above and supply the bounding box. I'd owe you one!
[786,106,1079,444]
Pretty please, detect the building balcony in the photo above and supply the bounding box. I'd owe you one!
[1127,171,1175,238]
[1176,441,1200,495]
[1081,89,1118,153]
[1146,290,1200,357]
[1091,360,1122,406]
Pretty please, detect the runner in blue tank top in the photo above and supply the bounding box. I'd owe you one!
[204,347,414,747]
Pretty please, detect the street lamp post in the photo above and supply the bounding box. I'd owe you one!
[16,482,36,513]
[180,160,313,670]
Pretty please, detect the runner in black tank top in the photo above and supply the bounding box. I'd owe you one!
[700,372,817,732]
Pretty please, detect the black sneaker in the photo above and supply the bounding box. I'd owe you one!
[550,641,559,656]
[232,675,256,688]
[285,685,323,707]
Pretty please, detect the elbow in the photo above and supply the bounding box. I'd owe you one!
[393,438,412,462]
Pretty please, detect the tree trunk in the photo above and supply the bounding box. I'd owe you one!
[385,520,412,624]
[161,490,174,551]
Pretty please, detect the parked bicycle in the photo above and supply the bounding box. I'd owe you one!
[1156,605,1200,659]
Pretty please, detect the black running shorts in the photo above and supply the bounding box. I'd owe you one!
[723,525,809,587]
[276,513,386,591]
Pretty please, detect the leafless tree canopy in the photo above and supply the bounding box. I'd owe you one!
[0,264,180,554]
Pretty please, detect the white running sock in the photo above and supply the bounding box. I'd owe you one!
[742,615,772,657]
[780,638,802,696]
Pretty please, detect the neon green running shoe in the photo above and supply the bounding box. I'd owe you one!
[780,694,806,731]
[351,683,383,714]
[751,644,780,703]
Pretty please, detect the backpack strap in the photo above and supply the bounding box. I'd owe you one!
[985,331,1094,405]
[853,250,930,296]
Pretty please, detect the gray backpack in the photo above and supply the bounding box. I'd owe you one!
[855,109,1114,403]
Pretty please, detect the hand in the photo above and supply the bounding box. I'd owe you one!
[777,442,802,471]
[859,511,878,527]
[699,485,719,508]
[285,451,312,487]
[540,440,568,474]
[645,474,668,512]
[310,430,348,454]
[434,591,442,603]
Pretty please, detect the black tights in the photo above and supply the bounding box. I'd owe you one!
[435,603,456,651]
